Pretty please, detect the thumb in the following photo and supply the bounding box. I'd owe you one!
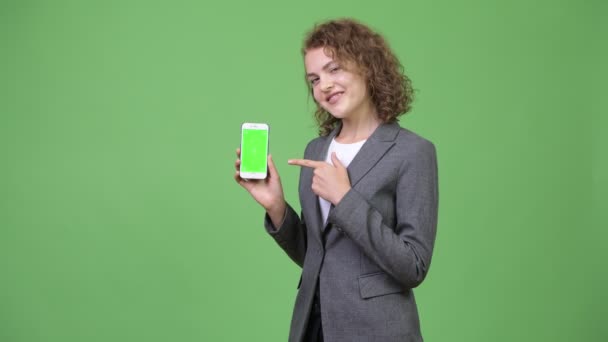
[268,154,279,178]
[331,152,345,169]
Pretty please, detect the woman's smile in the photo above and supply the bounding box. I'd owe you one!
[326,91,344,104]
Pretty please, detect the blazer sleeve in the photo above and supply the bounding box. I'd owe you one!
[264,203,307,268]
[328,139,439,289]
[262,139,318,268]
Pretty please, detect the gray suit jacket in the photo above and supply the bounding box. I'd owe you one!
[264,122,438,342]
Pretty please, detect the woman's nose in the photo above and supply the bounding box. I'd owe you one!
[320,78,334,92]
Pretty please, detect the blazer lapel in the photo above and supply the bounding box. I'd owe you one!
[346,122,400,188]
[322,122,400,247]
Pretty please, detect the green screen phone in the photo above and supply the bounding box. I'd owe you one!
[240,123,269,179]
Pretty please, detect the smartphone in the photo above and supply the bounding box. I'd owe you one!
[240,123,269,179]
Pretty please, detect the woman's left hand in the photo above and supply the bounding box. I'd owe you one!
[288,152,351,205]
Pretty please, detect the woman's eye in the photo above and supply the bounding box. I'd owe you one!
[310,78,319,85]
[330,66,340,73]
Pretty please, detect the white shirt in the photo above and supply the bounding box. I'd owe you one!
[319,138,366,225]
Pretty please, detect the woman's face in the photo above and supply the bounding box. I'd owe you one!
[304,47,372,121]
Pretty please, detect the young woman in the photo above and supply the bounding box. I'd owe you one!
[235,18,438,342]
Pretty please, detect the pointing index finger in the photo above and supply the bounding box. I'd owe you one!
[288,159,324,168]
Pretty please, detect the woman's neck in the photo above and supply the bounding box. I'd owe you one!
[336,112,381,144]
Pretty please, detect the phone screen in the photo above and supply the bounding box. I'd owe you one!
[241,127,268,174]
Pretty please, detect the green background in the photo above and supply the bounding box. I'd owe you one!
[1,0,606,341]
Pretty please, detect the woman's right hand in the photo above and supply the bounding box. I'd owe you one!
[234,148,286,227]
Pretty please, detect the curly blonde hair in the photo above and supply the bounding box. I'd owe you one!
[302,18,414,136]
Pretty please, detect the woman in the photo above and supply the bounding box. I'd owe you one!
[235,18,438,342]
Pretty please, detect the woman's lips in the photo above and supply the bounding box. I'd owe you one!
[327,92,343,104]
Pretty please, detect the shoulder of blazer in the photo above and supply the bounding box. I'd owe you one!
[304,136,324,154]
[303,127,337,159]
[393,125,436,156]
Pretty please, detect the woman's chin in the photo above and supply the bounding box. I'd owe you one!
[327,109,348,119]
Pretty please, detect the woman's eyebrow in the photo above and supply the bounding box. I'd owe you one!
[306,61,336,77]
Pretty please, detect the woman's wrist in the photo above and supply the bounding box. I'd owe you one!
[266,200,287,229]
